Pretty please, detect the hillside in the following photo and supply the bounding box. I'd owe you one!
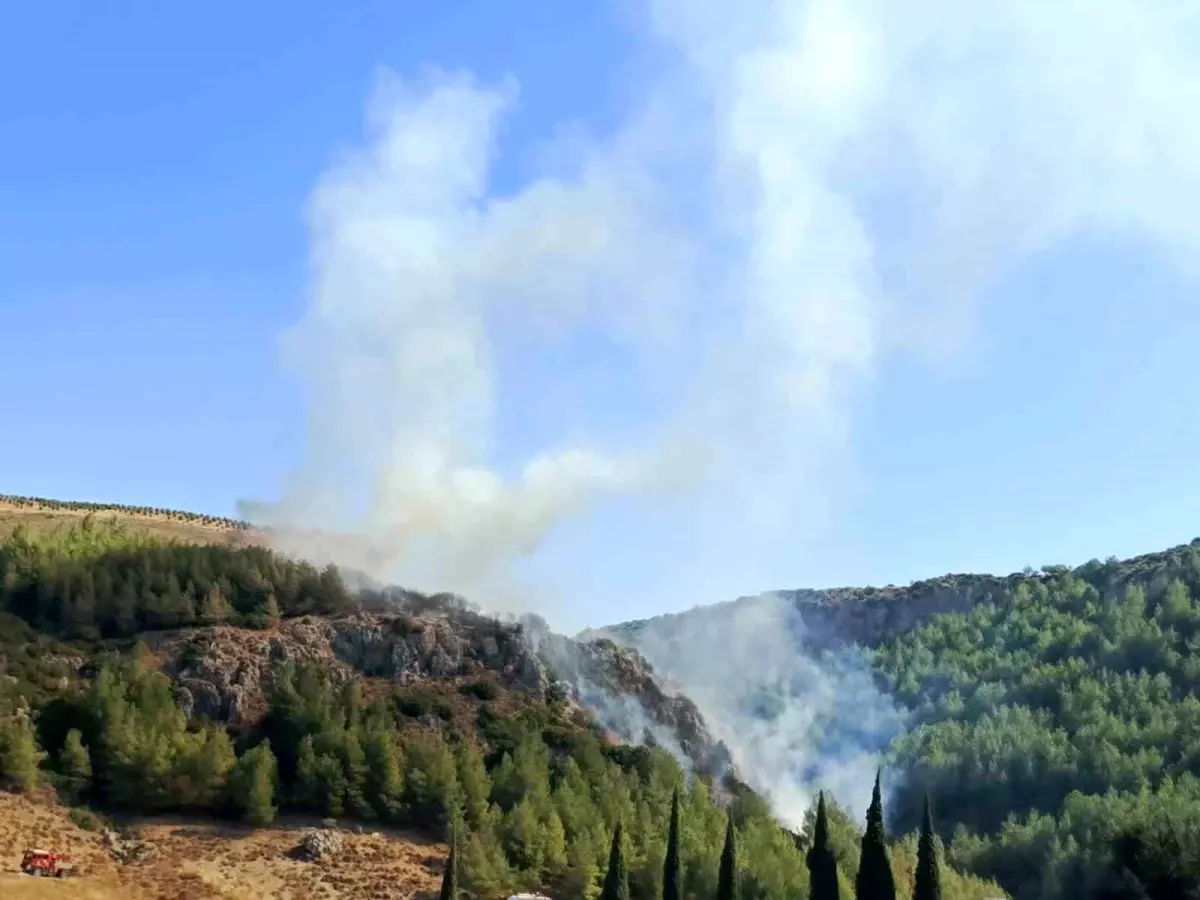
[6,494,1196,897]
[600,540,1200,900]
[0,506,1019,900]
[0,495,257,548]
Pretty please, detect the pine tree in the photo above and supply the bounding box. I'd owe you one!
[718,813,739,900]
[545,810,569,878]
[440,824,459,900]
[178,727,237,809]
[455,742,491,831]
[402,730,460,828]
[601,821,631,900]
[807,792,841,900]
[566,830,602,900]
[114,580,138,634]
[462,829,512,898]
[296,734,320,808]
[856,771,896,900]
[913,795,942,900]
[503,798,546,875]
[59,728,93,803]
[198,584,231,625]
[70,571,98,639]
[364,729,405,822]
[0,715,43,792]
[230,740,278,826]
[663,786,683,900]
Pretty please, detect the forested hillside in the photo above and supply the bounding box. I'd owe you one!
[0,515,352,640]
[18,502,1200,899]
[607,541,1200,900]
[878,554,1200,900]
[0,512,1005,899]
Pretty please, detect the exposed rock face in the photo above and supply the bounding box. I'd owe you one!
[144,604,545,725]
[533,624,730,775]
[137,594,730,777]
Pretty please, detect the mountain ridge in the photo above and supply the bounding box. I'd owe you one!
[598,535,1200,649]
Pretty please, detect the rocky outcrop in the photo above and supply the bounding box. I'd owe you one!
[533,624,730,775]
[141,602,549,725]
[136,595,731,777]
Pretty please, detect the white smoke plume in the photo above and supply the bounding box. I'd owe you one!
[588,593,903,828]
[245,0,1200,819]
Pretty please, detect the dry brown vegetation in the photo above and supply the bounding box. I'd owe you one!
[0,791,445,900]
[0,496,262,548]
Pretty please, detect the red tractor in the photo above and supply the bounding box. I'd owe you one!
[20,848,74,878]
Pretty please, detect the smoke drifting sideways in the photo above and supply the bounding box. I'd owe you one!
[242,0,1200,822]
[589,593,902,829]
[244,0,1200,618]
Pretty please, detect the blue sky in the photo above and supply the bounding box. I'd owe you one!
[4,1,1200,629]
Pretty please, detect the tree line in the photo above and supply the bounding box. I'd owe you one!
[0,518,353,638]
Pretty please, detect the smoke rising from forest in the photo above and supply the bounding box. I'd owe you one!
[243,0,1200,819]
[588,594,903,827]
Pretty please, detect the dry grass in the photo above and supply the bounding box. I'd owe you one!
[0,874,134,899]
[0,792,445,900]
[0,498,262,548]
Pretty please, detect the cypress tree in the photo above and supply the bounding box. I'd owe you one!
[806,791,841,900]
[440,823,459,900]
[663,787,683,900]
[913,795,942,900]
[856,770,896,900]
[601,821,630,900]
[718,813,739,900]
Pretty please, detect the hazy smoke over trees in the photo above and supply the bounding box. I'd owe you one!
[241,0,1200,823]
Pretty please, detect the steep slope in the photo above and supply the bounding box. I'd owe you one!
[0,498,1010,900]
[0,511,770,899]
[598,538,1200,900]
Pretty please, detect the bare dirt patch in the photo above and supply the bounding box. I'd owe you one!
[0,792,444,900]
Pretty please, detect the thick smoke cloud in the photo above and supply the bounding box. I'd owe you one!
[245,0,1200,818]
[251,0,1200,601]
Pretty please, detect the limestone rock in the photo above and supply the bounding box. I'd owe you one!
[299,828,344,861]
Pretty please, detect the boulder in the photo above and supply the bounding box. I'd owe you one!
[299,829,344,861]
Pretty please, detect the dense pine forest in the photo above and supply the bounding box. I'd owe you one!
[0,516,353,639]
[874,547,1200,899]
[4,514,1200,897]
